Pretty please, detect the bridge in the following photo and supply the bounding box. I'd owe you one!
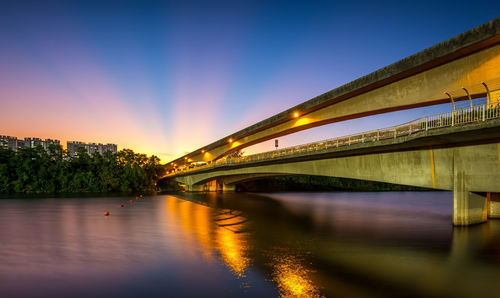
[166,19,500,226]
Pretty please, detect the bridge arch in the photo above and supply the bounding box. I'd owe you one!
[175,173,291,192]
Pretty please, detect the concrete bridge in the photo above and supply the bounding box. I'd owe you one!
[166,19,500,226]
[168,19,500,167]
[170,106,500,226]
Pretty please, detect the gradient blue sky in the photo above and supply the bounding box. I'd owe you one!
[1,0,499,161]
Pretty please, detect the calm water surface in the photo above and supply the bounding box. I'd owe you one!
[1,192,500,297]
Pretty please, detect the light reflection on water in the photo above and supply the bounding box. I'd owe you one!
[1,192,500,297]
[270,250,321,297]
[164,197,251,278]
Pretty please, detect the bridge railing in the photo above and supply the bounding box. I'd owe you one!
[169,103,500,175]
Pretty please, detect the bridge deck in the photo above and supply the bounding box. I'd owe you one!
[169,104,500,178]
[168,18,500,167]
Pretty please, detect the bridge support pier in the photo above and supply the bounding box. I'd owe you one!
[184,184,205,192]
[488,192,500,218]
[182,180,236,192]
[215,180,235,192]
[453,171,488,226]
[222,183,236,192]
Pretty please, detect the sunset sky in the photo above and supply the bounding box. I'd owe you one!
[1,0,499,162]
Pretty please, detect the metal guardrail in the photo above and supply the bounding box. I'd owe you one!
[168,103,500,176]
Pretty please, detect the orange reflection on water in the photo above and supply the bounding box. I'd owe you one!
[191,202,216,260]
[215,222,250,277]
[271,254,321,297]
[163,196,322,294]
[165,197,215,261]
[164,196,250,277]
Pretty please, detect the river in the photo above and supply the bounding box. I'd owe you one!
[1,191,499,297]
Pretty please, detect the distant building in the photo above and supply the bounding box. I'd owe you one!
[17,139,25,150]
[102,143,117,154]
[42,139,61,152]
[66,141,83,157]
[0,135,18,151]
[0,136,57,152]
[2,136,117,156]
[67,141,117,157]
[24,137,43,148]
[24,137,61,153]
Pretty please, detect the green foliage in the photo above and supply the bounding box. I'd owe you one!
[0,146,165,194]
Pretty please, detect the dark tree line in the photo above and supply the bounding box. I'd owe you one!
[236,175,430,192]
[0,145,165,194]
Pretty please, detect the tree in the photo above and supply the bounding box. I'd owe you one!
[0,146,166,194]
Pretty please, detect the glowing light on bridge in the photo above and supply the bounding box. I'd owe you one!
[203,151,214,161]
[292,117,313,128]
[230,141,242,149]
[293,112,299,118]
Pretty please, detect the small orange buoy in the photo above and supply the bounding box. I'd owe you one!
[104,211,110,216]
[120,204,124,207]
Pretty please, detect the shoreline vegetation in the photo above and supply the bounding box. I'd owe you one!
[0,146,165,194]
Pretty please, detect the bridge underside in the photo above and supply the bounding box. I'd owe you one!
[174,142,500,226]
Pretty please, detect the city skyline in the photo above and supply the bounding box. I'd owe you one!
[1,134,119,158]
[1,1,499,162]
[1,134,117,149]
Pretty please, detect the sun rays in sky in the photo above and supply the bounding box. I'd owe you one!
[1,1,499,162]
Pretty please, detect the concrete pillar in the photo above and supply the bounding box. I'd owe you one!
[185,184,205,192]
[204,180,217,192]
[487,192,500,218]
[453,171,488,226]
[222,183,236,192]
[216,181,223,192]
[215,179,236,192]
